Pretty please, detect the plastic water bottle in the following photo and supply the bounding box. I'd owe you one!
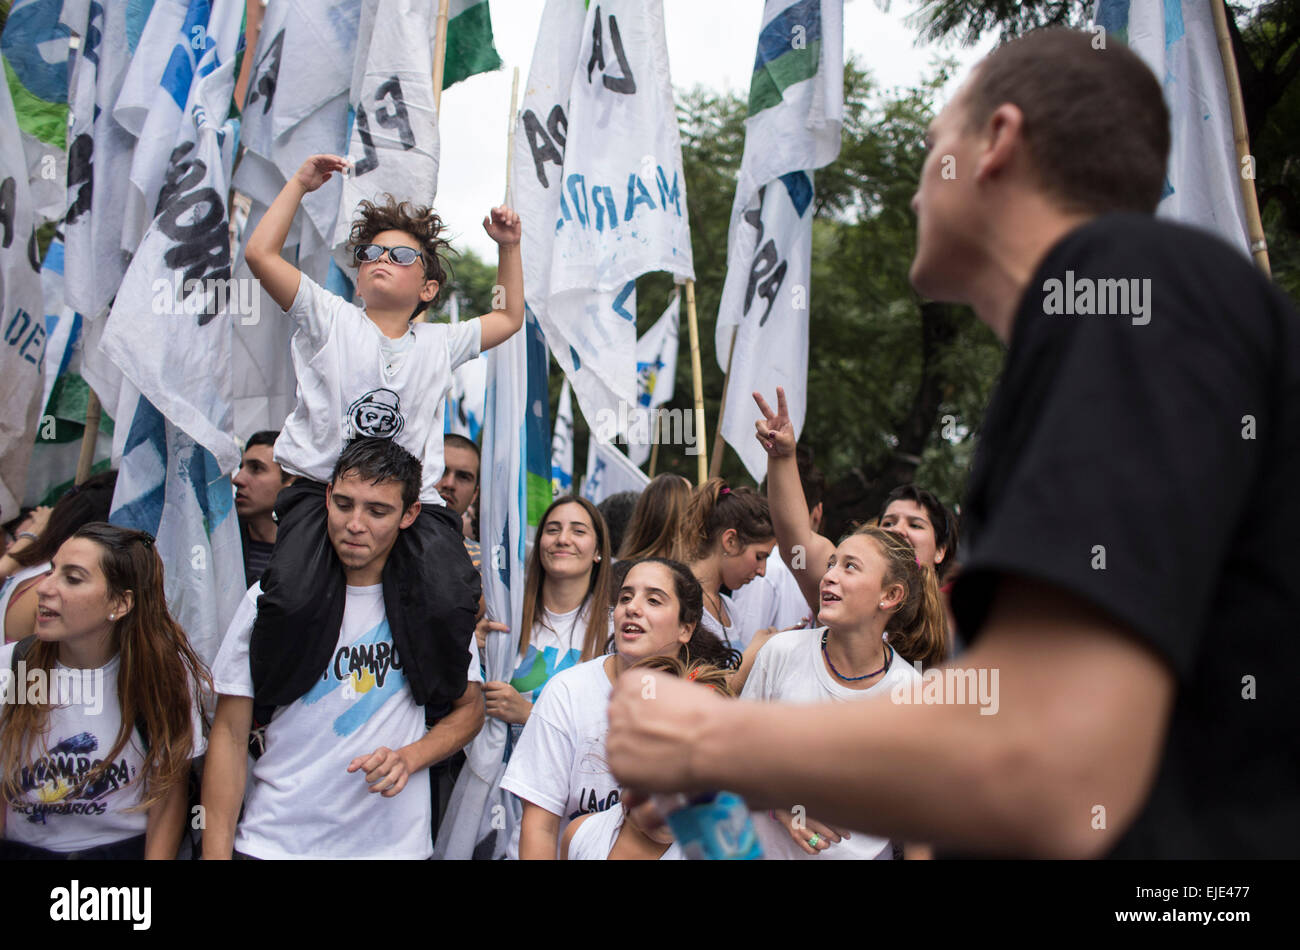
[652,791,763,860]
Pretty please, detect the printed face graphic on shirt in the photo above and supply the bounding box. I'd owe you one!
[14,732,135,823]
[301,617,407,737]
[347,388,405,439]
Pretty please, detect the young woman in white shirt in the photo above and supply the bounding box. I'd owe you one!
[682,478,775,652]
[0,523,209,859]
[501,557,737,859]
[561,653,735,860]
[479,495,612,733]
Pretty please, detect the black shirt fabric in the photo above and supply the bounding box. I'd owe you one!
[951,213,1300,858]
[242,534,275,589]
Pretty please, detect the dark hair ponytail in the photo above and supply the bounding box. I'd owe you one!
[683,478,773,562]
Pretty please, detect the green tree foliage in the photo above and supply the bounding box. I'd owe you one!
[639,60,1003,535]
[906,0,1300,301]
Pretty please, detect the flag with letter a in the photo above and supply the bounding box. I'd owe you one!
[716,0,842,482]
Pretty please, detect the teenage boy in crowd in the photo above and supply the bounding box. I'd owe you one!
[606,28,1300,858]
[241,154,522,742]
[203,439,485,859]
[234,430,293,588]
[438,433,482,566]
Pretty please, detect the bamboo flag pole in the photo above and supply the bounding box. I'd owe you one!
[647,408,661,477]
[1211,0,1271,276]
[684,280,708,485]
[708,327,737,480]
[74,391,101,484]
[504,66,520,205]
[431,0,451,113]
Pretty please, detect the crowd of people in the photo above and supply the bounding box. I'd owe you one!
[0,27,1295,861]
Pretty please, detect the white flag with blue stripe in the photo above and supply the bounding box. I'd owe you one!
[1093,0,1249,256]
[716,0,843,482]
[551,378,574,494]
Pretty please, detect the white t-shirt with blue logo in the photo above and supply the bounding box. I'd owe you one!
[272,274,481,505]
[499,655,618,859]
[211,582,481,859]
[0,643,206,853]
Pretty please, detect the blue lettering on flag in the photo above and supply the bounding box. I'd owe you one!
[1163,0,1184,48]
[1,0,72,103]
[612,281,635,322]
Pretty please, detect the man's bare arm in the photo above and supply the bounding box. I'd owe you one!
[398,682,485,772]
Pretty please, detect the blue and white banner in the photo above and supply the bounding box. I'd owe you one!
[444,294,487,442]
[515,0,693,441]
[0,67,46,518]
[716,0,843,482]
[330,0,441,276]
[1094,0,1249,255]
[581,432,649,506]
[550,378,574,494]
[108,396,242,665]
[627,292,678,466]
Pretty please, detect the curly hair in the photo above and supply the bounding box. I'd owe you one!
[347,194,454,320]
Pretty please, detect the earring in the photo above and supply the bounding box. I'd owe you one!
[878,603,884,610]
[108,613,115,620]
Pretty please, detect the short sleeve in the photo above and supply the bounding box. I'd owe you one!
[739,640,775,701]
[284,273,343,357]
[952,222,1277,682]
[210,585,259,698]
[447,318,482,371]
[189,685,209,759]
[499,679,574,817]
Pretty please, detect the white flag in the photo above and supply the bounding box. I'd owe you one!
[1093,0,1250,255]
[581,434,649,506]
[516,0,693,443]
[433,311,527,860]
[114,0,245,255]
[0,70,45,519]
[716,0,843,482]
[99,11,243,474]
[627,293,679,466]
[551,378,574,494]
[109,394,244,666]
[330,0,441,278]
[234,0,359,259]
[62,0,139,323]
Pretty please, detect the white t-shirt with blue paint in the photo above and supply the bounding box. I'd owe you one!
[211,582,481,859]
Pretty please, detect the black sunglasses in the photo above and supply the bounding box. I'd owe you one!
[354,243,423,267]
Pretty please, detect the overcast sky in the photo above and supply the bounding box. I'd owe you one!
[436,0,994,261]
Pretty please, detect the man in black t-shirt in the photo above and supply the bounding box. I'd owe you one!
[602,27,1299,858]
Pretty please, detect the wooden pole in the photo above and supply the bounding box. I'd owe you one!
[431,0,451,114]
[1211,0,1271,275]
[74,390,101,484]
[708,327,737,480]
[504,66,520,206]
[683,281,708,485]
[647,408,661,477]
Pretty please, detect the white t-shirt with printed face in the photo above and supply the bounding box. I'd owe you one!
[741,627,921,860]
[499,655,618,859]
[211,582,482,860]
[0,643,206,853]
[272,274,482,504]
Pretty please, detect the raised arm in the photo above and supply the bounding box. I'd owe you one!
[477,206,524,351]
[754,387,834,615]
[244,154,348,311]
[200,694,253,859]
